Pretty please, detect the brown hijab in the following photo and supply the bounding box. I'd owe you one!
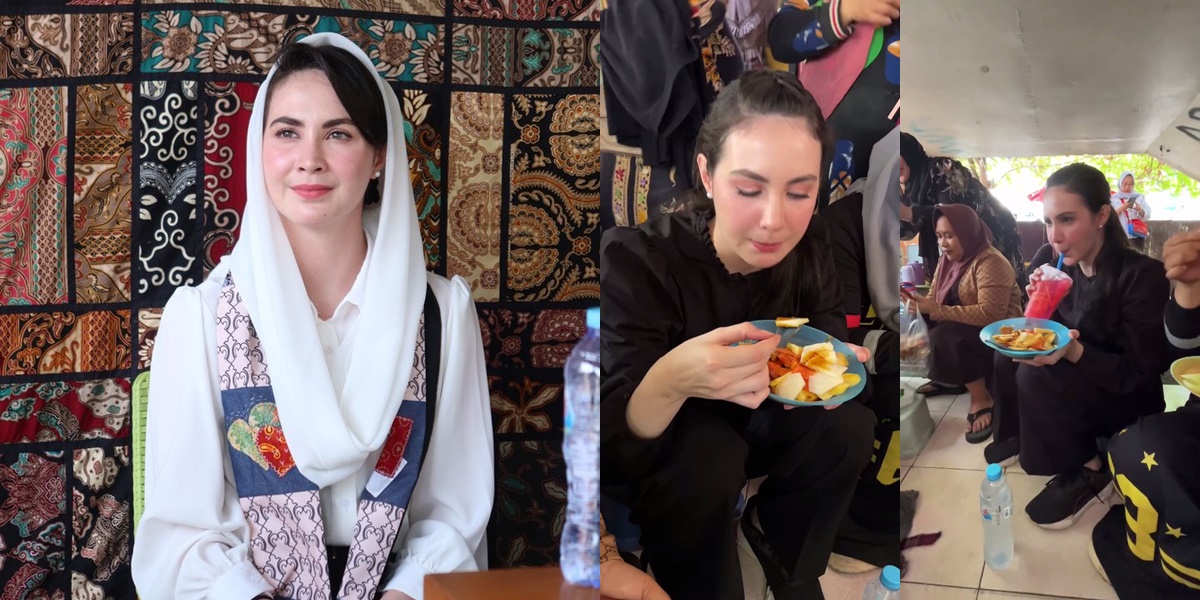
[932,204,995,305]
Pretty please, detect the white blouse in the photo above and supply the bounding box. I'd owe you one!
[132,265,494,600]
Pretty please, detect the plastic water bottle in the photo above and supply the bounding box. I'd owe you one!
[560,307,600,587]
[980,463,1014,570]
[862,565,900,599]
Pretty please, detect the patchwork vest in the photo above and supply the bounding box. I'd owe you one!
[216,274,440,599]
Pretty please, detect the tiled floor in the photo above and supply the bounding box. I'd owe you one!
[900,378,1191,599]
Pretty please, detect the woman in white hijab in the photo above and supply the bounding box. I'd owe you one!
[1111,170,1151,252]
[132,33,494,600]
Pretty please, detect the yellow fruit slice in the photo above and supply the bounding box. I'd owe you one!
[804,354,847,377]
[819,382,851,400]
[796,389,819,402]
[801,342,837,364]
[775,317,809,328]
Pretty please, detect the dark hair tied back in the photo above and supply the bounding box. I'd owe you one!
[689,69,834,318]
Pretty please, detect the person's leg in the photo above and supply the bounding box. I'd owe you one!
[927,321,995,440]
[985,351,1021,465]
[964,377,994,433]
[1012,362,1142,528]
[1092,407,1200,596]
[622,411,749,600]
[919,321,966,396]
[742,401,877,599]
[832,372,902,570]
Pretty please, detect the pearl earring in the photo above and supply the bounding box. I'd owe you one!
[706,191,713,199]
[374,170,381,178]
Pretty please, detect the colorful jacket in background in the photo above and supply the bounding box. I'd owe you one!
[767,0,899,210]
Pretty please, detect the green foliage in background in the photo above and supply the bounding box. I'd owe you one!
[960,154,1200,196]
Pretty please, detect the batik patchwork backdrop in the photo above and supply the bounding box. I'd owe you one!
[0,0,599,596]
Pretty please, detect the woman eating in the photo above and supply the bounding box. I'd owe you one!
[902,204,1021,443]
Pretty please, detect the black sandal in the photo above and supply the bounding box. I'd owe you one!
[917,382,967,397]
[965,407,994,444]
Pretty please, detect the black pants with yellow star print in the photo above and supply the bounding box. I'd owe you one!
[989,353,1163,475]
[1093,404,1200,598]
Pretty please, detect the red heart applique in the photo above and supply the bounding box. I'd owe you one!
[256,425,296,477]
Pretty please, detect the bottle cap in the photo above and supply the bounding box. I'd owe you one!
[881,565,900,590]
[987,463,1003,482]
[586,307,599,330]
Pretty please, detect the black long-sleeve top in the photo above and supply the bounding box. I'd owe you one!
[599,208,847,466]
[1028,243,1169,396]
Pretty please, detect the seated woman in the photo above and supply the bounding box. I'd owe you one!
[902,204,1021,444]
[601,70,877,600]
[986,163,1169,530]
[1089,229,1200,596]
[899,133,1026,399]
[132,35,492,600]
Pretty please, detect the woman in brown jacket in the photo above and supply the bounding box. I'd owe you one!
[902,204,1022,443]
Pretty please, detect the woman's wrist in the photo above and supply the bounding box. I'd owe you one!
[645,358,686,406]
[1174,282,1200,310]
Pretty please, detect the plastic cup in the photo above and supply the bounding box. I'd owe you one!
[1024,265,1073,319]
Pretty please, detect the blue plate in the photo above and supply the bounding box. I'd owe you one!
[979,318,1071,358]
[748,320,867,407]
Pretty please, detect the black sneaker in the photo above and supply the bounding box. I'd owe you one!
[984,437,1019,467]
[1025,468,1115,530]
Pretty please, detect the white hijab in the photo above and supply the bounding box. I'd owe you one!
[212,33,426,488]
[1113,170,1141,201]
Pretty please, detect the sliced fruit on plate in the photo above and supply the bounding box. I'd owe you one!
[770,372,807,400]
[806,372,844,396]
[775,317,810,328]
[818,373,862,400]
[801,342,836,364]
[804,354,847,377]
[796,389,819,402]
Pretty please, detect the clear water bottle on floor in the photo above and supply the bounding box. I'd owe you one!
[560,307,600,587]
[862,565,900,599]
[980,463,1014,570]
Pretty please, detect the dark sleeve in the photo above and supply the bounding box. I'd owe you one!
[1027,243,1055,278]
[1074,259,1170,395]
[767,0,852,63]
[802,216,851,342]
[911,204,936,229]
[823,196,865,328]
[599,227,681,456]
[1165,297,1200,361]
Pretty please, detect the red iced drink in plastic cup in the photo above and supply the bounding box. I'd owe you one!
[1024,265,1073,319]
